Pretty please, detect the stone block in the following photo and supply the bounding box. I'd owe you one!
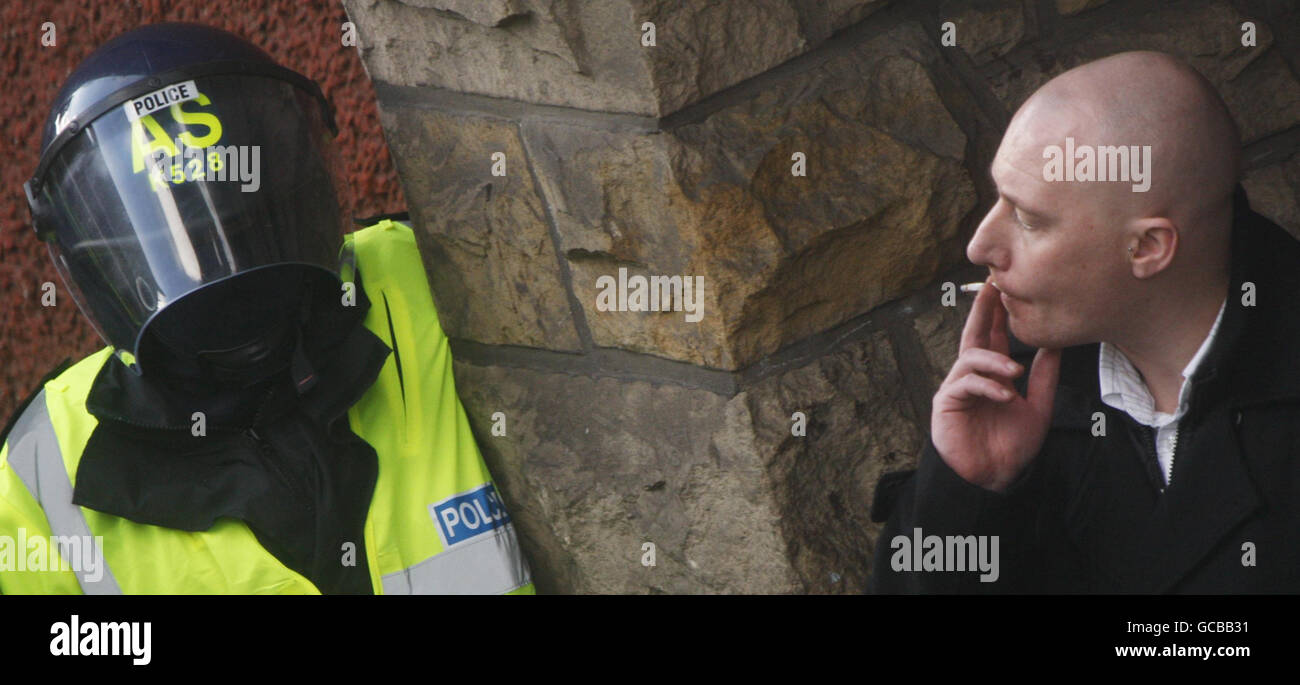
[380,105,583,350]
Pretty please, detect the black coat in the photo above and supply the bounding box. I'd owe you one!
[868,185,1300,593]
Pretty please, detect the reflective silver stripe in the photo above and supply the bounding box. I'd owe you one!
[6,390,122,595]
[382,523,532,594]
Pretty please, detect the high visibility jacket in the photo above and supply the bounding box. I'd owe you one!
[0,219,534,594]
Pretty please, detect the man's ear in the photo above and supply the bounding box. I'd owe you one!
[1129,217,1178,279]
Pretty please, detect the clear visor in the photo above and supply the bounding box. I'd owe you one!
[33,74,346,374]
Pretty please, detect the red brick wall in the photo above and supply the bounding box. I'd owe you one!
[0,1,406,424]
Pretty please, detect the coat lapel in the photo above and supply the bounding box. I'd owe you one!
[1142,405,1260,592]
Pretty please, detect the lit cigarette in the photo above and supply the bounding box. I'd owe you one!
[960,282,986,293]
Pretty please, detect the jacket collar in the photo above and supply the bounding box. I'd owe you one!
[1216,187,1300,409]
[84,267,391,434]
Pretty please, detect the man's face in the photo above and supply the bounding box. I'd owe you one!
[966,106,1132,350]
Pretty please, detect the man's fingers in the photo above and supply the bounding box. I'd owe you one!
[946,373,1018,405]
[948,348,1023,383]
[959,275,997,353]
[1026,347,1063,413]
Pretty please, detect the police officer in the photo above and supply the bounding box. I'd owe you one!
[1,23,534,594]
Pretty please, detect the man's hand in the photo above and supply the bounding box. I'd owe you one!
[931,276,1062,492]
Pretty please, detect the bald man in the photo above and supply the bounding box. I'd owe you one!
[868,51,1300,593]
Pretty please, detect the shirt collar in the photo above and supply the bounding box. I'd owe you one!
[1099,296,1226,426]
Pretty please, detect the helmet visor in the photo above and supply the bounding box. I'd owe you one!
[32,73,345,373]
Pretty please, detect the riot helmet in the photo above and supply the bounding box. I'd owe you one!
[25,22,347,383]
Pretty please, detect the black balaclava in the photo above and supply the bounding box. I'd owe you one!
[140,266,313,393]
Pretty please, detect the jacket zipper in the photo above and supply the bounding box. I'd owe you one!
[241,382,314,504]
[1143,424,1184,492]
[1167,427,1179,488]
[244,427,312,505]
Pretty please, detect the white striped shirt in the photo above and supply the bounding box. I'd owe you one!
[1098,298,1226,487]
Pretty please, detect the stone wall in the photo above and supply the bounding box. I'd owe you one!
[341,0,1300,593]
